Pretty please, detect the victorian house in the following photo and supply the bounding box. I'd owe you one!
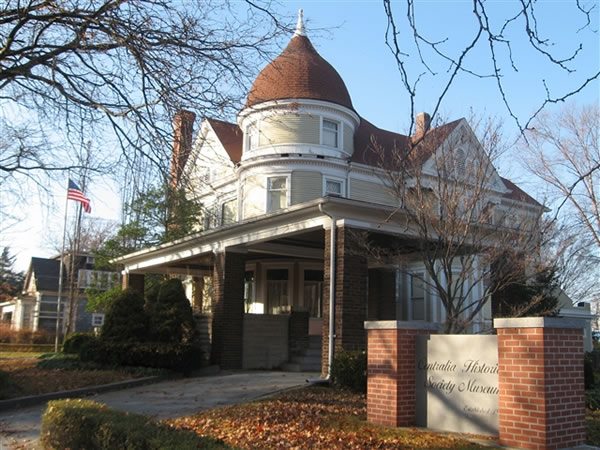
[114,14,551,374]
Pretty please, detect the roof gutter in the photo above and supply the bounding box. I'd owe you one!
[318,201,336,381]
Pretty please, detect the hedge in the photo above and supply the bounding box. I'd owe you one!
[62,333,96,355]
[330,350,367,393]
[80,338,203,373]
[40,399,230,450]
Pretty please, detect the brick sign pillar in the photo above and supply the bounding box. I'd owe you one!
[494,318,586,450]
[365,321,438,427]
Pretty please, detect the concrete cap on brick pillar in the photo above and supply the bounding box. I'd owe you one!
[364,320,440,330]
[494,317,586,329]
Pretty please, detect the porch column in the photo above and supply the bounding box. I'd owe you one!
[322,226,368,377]
[122,272,144,295]
[211,250,246,369]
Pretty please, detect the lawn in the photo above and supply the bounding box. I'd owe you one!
[170,386,494,449]
[0,354,152,400]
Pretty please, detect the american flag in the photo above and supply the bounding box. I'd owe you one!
[67,179,91,213]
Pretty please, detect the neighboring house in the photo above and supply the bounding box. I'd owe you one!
[113,15,590,374]
[1,254,119,334]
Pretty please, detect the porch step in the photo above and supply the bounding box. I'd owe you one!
[282,335,322,372]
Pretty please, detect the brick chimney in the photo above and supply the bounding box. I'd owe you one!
[170,109,196,188]
[414,112,431,140]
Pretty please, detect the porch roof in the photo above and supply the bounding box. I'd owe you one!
[111,197,413,274]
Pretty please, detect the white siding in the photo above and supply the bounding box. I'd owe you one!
[259,114,320,146]
[291,171,322,205]
[242,175,264,219]
[343,123,353,154]
[349,178,396,206]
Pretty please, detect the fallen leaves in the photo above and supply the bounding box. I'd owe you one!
[169,386,488,449]
[0,358,137,399]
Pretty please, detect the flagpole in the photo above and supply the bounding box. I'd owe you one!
[65,200,83,337]
[54,180,70,353]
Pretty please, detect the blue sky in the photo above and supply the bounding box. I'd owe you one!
[2,0,599,271]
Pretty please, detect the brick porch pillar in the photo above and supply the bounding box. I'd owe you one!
[211,250,246,369]
[322,226,368,377]
[122,272,144,295]
[365,321,438,427]
[495,317,586,450]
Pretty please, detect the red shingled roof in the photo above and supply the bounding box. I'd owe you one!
[352,118,462,171]
[207,118,243,164]
[245,35,353,110]
[500,177,542,206]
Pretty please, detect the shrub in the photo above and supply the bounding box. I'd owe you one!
[40,399,229,450]
[101,288,148,342]
[330,350,367,393]
[147,279,195,343]
[585,353,596,390]
[0,323,54,344]
[62,333,95,354]
[80,339,203,373]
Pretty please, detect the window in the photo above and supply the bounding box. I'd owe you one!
[454,148,466,176]
[77,270,119,290]
[246,122,258,150]
[410,273,426,320]
[324,178,344,197]
[244,271,257,313]
[304,270,323,318]
[221,199,237,225]
[267,269,289,314]
[322,119,339,147]
[267,176,288,212]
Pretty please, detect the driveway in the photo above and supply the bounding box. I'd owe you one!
[0,371,316,449]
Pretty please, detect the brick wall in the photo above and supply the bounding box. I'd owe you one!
[322,226,368,376]
[211,250,246,369]
[123,272,144,294]
[496,318,586,450]
[366,323,437,427]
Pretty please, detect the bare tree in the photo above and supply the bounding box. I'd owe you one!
[359,115,548,333]
[382,1,599,136]
[1,0,288,224]
[522,103,599,249]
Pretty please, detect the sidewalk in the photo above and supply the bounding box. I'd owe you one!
[0,371,315,449]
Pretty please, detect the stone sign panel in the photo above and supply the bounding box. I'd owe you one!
[416,335,498,435]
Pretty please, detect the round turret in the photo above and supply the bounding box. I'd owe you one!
[245,15,353,110]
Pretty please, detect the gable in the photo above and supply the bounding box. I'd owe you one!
[421,120,507,194]
[183,119,239,192]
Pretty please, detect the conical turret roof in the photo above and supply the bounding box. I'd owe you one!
[245,15,353,110]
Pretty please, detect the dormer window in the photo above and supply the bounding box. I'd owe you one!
[322,119,339,147]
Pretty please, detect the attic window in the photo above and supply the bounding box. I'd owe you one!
[322,119,339,147]
[454,148,466,176]
[324,178,344,197]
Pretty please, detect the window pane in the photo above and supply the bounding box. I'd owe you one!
[267,177,287,212]
[323,120,337,131]
[222,200,237,225]
[325,180,342,195]
[322,120,338,147]
[269,177,286,190]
